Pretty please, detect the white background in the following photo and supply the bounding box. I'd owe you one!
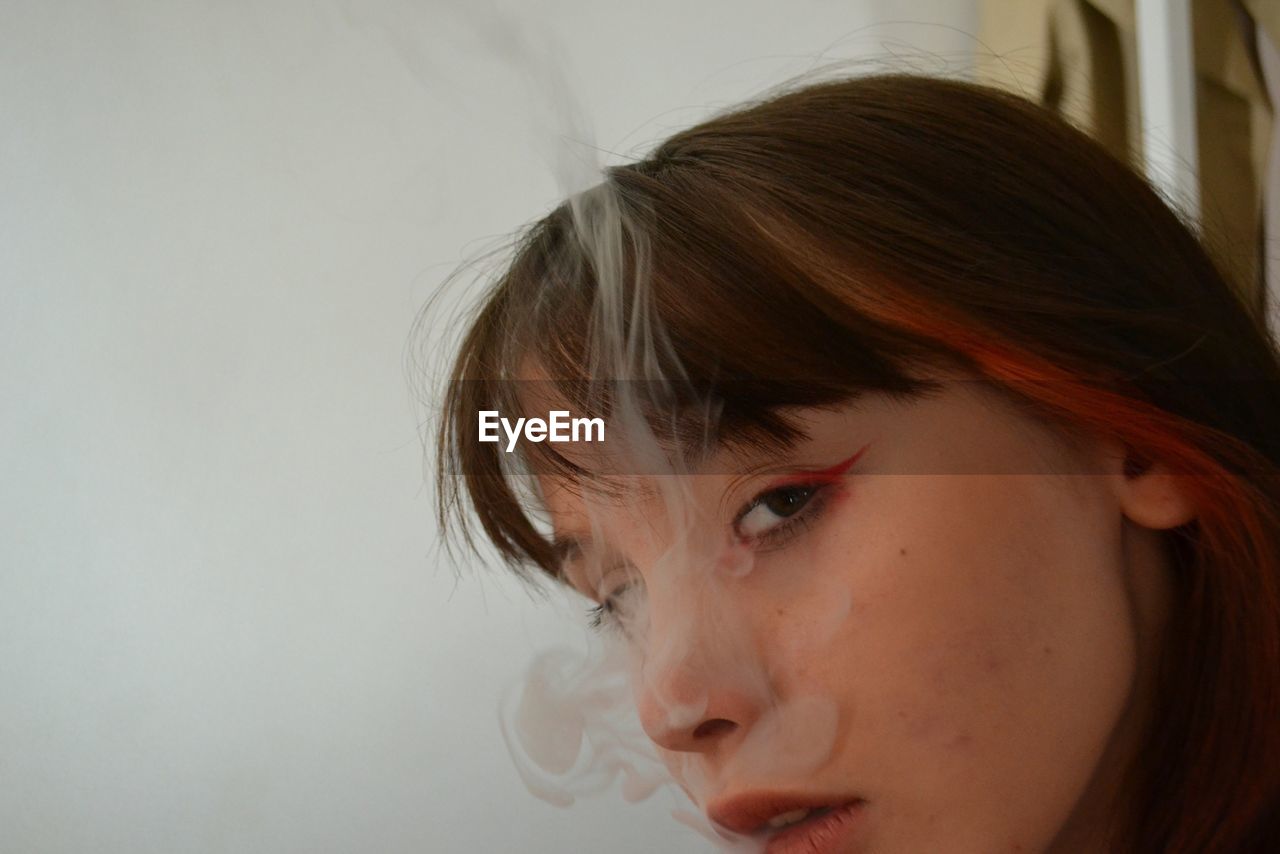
[1,2,977,851]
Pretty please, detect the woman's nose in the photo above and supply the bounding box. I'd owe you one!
[633,642,765,755]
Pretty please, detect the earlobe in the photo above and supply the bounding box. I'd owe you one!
[1114,447,1199,531]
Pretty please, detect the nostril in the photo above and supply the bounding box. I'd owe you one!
[692,718,737,740]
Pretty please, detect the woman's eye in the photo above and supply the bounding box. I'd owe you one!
[586,580,642,633]
[734,483,823,543]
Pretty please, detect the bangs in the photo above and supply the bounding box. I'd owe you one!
[435,171,947,581]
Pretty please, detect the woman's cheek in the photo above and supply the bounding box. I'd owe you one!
[747,488,863,661]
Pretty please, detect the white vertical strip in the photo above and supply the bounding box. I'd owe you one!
[1135,0,1200,222]
[1255,21,1280,339]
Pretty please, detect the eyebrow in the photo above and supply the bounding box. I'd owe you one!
[550,534,587,568]
[689,416,812,472]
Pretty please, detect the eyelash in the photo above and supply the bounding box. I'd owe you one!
[586,599,618,631]
[584,479,834,632]
[733,481,832,551]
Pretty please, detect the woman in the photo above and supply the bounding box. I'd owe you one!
[430,73,1280,852]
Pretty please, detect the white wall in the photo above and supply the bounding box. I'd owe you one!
[0,2,977,851]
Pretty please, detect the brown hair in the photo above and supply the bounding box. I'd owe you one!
[426,73,1280,850]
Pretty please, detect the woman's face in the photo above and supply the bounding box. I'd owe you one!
[538,376,1184,853]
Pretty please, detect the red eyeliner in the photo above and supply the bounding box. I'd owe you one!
[764,443,870,488]
[723,444,869,554]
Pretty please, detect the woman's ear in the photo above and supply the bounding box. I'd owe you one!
[1111,445,1199,530]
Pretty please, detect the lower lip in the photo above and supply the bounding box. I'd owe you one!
[764,800,867,854]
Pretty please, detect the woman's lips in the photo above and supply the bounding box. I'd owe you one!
[707,791,868,852]
[764,800,866,854]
